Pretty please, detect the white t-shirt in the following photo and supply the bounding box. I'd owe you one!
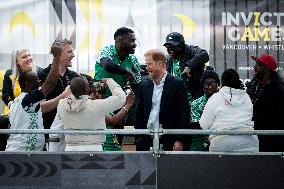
[6,90,45,151]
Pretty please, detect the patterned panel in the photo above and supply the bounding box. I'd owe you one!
[60,153,156,188]
[0,154,61,186]
[0,153,156,188]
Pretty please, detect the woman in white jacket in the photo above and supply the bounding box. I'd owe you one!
[199,69,259,152]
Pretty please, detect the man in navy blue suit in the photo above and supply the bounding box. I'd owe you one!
[135,49,190,151]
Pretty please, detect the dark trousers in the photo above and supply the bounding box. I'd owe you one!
[0,116,10,151]
[136,135,191,151]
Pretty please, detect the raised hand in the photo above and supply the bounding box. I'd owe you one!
[50,41,64,58]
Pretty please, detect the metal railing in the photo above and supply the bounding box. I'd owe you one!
[1,128,284,156]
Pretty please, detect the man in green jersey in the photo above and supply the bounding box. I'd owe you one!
[94,27,142,96]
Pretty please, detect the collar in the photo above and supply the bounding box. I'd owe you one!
[172,59,180,63]
[153,72,167,86]
[47,64,71,73]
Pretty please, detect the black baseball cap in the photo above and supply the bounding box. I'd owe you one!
[163,32,185,46]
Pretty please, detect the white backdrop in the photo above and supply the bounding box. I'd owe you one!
[0,0,210,74]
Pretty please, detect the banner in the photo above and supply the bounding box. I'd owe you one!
[0,0,283,80]
[0,0,209,75]
[210,0,284,80]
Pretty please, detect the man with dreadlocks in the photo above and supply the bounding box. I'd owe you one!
[199,69,259,152]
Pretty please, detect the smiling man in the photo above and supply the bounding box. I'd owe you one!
[94,28,143,143]
[135,49,190,151]
[38,39,78,134]
[164,32,209,102]
[94,27,142,97]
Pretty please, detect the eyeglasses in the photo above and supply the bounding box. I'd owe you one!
[203,81,218,89]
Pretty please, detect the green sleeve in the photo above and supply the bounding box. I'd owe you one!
[94,46,114,80]
[130,56,142,84]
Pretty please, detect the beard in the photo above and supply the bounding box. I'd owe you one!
[254,71,265,80]
[124,45,136,54]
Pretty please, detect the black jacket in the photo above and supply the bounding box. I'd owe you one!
[247,72,284,152]
[135,74,190,150]
[2,70,14,106]
[166,44,209,99]
[37,65,78,129]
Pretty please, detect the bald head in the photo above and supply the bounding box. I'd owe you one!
[70,76,89,98]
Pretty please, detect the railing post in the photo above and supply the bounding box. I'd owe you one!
[149,122,163,157]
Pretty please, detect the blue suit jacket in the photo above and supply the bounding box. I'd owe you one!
[135,74,190,149]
